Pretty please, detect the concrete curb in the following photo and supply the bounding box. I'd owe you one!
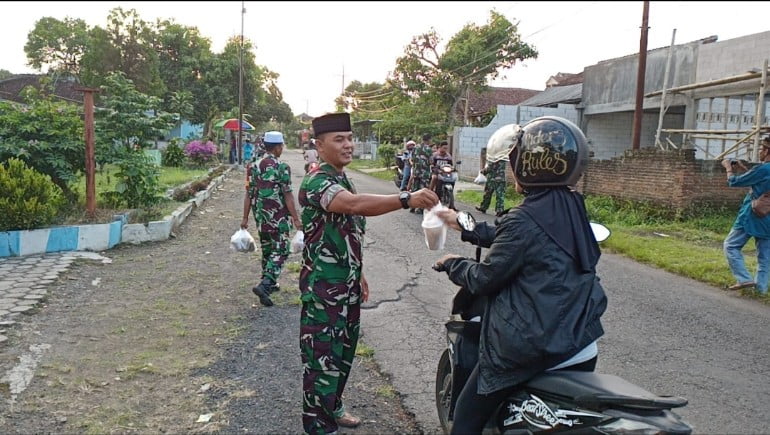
[0,167,233,257]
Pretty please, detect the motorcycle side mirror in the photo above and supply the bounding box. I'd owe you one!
[590,222,611,242]
[457,211,476,232]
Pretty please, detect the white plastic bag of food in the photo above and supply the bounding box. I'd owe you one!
[230,228,256,252]
[421,204,448,250]
[474,171,487,185]
[291,230,305,253]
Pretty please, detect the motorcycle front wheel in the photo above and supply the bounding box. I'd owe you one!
[435,349,453,434]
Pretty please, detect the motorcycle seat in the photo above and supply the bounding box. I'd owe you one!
[526,371,688,410]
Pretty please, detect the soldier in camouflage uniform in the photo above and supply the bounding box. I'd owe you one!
[407,133,434,213]
[241,131,301,307]
[298,113,438,435]
[477,158,507,217]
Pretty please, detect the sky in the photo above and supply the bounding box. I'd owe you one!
[2,1,769,117]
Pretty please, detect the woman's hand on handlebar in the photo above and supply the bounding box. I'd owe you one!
[436,209,461,231]
[433,253,462,271]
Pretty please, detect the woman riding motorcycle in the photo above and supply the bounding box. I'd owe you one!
[434,116,608,434]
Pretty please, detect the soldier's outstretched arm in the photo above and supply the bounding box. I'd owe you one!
[327,188,438,216]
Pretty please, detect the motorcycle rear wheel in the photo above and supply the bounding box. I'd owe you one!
[441,186,455,210]
[435,349,453,434]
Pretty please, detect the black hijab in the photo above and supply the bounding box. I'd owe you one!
[517,186,600,273]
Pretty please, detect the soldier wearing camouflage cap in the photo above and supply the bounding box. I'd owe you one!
[241,130,302,307]
[298,112,438,434]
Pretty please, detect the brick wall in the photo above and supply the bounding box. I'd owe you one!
[577,148,747,211]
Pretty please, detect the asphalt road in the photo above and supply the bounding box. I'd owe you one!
[283,149,770,434]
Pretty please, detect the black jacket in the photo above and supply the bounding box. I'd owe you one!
[443,209,607,394]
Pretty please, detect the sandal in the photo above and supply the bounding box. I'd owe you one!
[335,412,361,428]
[727,281,755,291]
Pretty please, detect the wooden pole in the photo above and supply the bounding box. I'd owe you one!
[645,69,768,97]
[632,0,650,151]
[752,59,768,161]
[74,86,99,219]
[655,28,676,149]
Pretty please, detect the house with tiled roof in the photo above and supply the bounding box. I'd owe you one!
[545,72,584,88]
[457,86,541,126]
[0,74,83,105]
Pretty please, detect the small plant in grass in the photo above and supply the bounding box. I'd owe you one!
[184,140,218,167]
[355,343,375,358]
[162,139,186,167]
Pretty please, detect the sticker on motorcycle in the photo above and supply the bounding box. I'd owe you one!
[502,394,604,429]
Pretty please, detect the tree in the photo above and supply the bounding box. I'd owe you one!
[0,69,13,80]
[390,10,537,125]
[151,20,213,119]
[24,17,90,75]
[95,72,174,161]
[0,84,84,200]
[80,8,164,96]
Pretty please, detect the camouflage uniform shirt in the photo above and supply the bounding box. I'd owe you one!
[298,162,366,305]
[247,153,292,233]
[410,144,433,184]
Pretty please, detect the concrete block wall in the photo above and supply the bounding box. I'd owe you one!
[697,31,770,82]
[580,148,746,211]
[454,104,579,179]
[586,112,684,160]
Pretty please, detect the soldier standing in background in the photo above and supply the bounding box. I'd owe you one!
[240,131,301,307]
[477,158,508,217]
[407,133,434,214]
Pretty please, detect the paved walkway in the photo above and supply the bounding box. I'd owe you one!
[0,251,111,344]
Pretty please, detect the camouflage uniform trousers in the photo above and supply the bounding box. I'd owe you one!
[480,180,506,214]
[300,285,361,434]
[257,229,290,283]
[410,176,430,212]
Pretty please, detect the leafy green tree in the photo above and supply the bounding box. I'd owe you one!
[24,17,90,75]
[151,20,213,120]
[0,69,13,80]
[390,10,537,125]
[80,8,164,95]
[0,85,84,200]
[95,72,175,161]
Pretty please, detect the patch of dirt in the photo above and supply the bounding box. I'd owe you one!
[0,168,421,434]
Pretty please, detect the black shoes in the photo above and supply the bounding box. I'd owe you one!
[252,278,275,307]
[475,206,487,214]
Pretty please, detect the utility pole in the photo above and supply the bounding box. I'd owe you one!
[341,65,345,95]
[632,0,650,150]
[238,0,245,164]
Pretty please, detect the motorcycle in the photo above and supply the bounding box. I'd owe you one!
[435,162,459,210]
[394,153,409,190]
[433,213,692,434]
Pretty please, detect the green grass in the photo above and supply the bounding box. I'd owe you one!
[347,158,388,170]
[72,165,209,206]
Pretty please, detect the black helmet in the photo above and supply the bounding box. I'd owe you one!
[509,116,588,188]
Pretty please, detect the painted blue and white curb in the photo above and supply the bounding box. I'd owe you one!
[0,169,230,258]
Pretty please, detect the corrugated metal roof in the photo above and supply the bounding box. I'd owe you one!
[519,83,582,107]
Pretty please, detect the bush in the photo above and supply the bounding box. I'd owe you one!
[0,158,65,231]
[184,140,218,167]
[100,151,163,208]
[162,139,186,167]
[378,143,398,168]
